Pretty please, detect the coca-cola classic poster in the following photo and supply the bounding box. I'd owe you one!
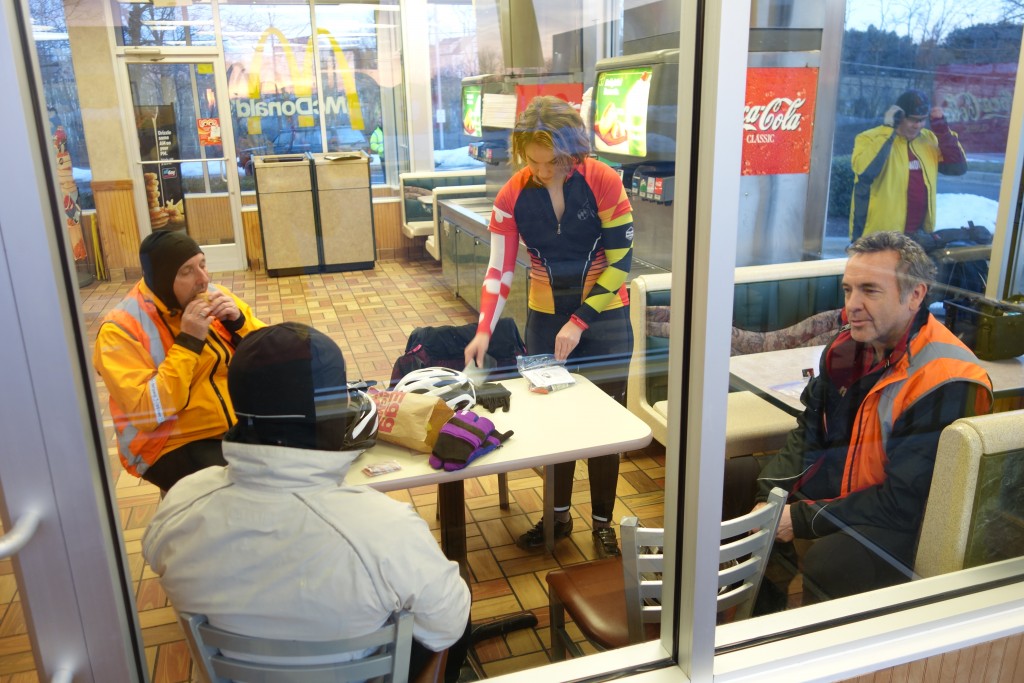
[741,67,818,176]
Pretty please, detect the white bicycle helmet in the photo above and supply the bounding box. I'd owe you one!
[394,366,477,411]
[342,389,378,450]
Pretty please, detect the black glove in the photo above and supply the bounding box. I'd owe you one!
[475,382,512,413]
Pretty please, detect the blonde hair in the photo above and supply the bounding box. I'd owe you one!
[509,96,590,172]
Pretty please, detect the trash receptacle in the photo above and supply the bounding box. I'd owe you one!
[253,153,316,275]
[311,151,375,271]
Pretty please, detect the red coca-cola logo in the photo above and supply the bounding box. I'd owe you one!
[743,97,806,132]
[741,67,818,176]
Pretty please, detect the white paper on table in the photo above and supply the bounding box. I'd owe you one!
[520,365,576,389]
[770,380,808,401]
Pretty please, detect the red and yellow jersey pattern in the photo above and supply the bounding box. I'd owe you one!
[477,158,634,334]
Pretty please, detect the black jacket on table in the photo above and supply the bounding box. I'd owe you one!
[755,308,993,540]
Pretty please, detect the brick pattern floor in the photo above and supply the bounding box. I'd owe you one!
[13,257,666,682]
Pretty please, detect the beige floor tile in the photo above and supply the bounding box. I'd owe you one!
[65,257,672,680]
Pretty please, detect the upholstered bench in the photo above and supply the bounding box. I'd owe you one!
[399,169,485,240]
[629,269,845,454]
[647,392,795,457]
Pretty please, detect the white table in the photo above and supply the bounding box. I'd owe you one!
[347,374,652,561]
[730,344,1024,416]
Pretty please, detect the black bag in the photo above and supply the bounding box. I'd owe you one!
[389,318,526,388]
[910,222,992,301]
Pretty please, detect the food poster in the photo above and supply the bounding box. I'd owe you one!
[593,67,652,158]
[462,85,482,136]
[197,117,222,146]
[49,119,87,261]
[741,67,818,176]
[135,104,187,231]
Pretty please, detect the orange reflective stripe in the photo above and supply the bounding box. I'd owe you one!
[840,318,993,494]
[104,284,176,477]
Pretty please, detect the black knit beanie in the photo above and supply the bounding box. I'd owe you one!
[139,230,202,311]
[895,90,930,118]
[226,322,349,450]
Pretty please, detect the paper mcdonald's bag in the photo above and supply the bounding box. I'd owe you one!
[371,390,455,453]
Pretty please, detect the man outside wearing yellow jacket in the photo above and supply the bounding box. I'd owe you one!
[850,89,967,239]
[94,231,265,491]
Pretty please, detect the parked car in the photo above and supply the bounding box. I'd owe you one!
[238,126,368,175]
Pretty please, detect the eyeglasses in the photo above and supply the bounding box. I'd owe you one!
[905,115,927,123]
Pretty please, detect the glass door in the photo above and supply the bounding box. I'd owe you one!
[122,57,245,272]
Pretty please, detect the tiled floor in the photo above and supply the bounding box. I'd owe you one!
[63,257,667,682]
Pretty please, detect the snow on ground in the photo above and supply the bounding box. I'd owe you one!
[936,193,999,232]
[434,146,484,171]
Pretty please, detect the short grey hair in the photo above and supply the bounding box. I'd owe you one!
[846,231,936,300]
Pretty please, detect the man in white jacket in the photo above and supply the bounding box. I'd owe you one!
[143,322,471,681]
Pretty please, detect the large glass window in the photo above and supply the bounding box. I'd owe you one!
[221,2,319,191]
[427,0,483,171]
[11,0,1024,679]
[111,0,217,47]
[721,0,1024,653]
[314,2,399,184]
[221,1,396,189]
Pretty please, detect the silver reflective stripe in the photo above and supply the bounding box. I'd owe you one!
[114,294,168,470]
[148,378,165,424]
[873,340,990,451]
[115,296,166,366]
[907,339,979,371]
[875,379,903,452]
[116,423,148,474]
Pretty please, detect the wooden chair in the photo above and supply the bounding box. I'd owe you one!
[546,487,787,659]
[180,609,446,683]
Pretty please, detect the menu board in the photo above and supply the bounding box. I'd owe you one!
[592,67,653,158]
[462,85,482,136]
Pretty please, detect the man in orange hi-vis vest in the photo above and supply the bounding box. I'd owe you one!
[94,231,265,491]
[750,231,992,608]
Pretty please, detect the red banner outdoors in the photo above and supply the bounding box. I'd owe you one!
[934,63,1015,154]
[741,67,818,176]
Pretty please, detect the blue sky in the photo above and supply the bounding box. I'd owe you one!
[845,0,1007,39]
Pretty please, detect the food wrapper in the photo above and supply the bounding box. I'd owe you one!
[516,354,576,394]
[370,389,455,452]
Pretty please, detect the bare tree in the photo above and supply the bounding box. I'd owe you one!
[848,0,1006,42]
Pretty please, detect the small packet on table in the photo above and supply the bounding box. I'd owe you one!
[516,354,576,394]
[362,460,402,477]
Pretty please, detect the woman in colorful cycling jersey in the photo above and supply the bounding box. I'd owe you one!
[465,95,635,557]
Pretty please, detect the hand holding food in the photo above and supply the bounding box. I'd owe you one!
[205,288,241,322]
[180,297,214,339]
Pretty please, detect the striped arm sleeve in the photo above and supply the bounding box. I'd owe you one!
[478,205,520,335]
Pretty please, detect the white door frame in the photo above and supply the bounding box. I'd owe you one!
[0,1,145,680]
[117,52,246,273]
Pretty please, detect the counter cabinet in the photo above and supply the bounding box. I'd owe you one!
[439,198,529,335]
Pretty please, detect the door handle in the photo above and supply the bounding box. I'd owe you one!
[0,506,41,559]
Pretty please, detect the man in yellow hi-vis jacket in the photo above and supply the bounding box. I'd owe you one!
[93,230,265,491]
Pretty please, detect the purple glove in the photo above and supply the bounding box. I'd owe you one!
[428,410,513,471]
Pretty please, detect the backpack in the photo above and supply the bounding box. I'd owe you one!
[389,318,526,388]
[909,222,991,302]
